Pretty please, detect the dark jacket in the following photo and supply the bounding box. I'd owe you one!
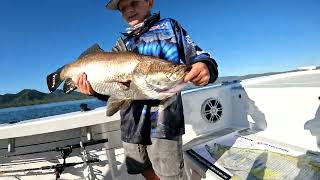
[95,13,218,145]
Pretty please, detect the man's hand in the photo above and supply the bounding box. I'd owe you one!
[184,62,210,86]
[73,72,95,95]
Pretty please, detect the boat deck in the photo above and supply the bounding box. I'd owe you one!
[1,69,320,179]
[0,108,192,180]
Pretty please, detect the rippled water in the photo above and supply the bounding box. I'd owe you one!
[0,99,106,124]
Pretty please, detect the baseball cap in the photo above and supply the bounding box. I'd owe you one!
[105,0,119,10]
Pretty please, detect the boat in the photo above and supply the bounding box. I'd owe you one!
[0,67,319,179]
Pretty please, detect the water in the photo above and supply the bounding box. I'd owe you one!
[0,99,106,124]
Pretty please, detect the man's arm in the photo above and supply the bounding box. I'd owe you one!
[73,73,110,101]
[171,19,218,85]
[184,62,211,86]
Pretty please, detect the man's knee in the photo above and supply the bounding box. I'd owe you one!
[147,137,184,179]
[123,142,152,174]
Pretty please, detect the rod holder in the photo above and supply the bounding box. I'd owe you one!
[87,127,93,141]
[8,138,15,153]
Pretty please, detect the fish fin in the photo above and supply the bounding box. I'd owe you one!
[63,78,77,94]
[105,81,131,91]
[112,38,128,52]
[78,43,104,59]
[46,66,64,92]
[159,95,177,112]
[106,97,132,116]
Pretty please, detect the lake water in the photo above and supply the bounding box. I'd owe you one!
[0,99,106,124]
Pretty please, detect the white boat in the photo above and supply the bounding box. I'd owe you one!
[0,68,319,180]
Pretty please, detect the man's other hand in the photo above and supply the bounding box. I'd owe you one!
[73,72,95,95]
[184,62,210,86]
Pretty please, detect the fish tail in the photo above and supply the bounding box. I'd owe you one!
[46,67,64,92]
[63,78,77,94]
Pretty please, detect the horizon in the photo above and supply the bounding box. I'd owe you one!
[1,0,319,94]
[1,66,317,96]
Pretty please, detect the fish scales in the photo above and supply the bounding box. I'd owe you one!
[46,44,191,116]
[61,52,141,83]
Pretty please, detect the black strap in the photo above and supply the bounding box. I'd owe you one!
[122,12,161,41]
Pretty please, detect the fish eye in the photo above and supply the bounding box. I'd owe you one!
[167,73,177,81]
[172,74,177,79]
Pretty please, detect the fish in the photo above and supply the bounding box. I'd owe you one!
[46,43,191,116]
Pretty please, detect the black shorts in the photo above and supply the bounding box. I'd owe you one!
[122,136,184,179]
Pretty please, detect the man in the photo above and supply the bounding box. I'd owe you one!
[75,0,218,179]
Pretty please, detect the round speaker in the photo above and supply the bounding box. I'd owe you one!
[201,98,223,123]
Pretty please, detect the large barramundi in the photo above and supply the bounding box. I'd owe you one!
[46,43,191,116]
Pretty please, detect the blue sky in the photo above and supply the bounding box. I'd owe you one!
[0,0,319,94]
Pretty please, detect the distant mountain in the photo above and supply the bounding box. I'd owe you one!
[1,67,318,108]
[213,72,282,84]
[184,71,287,90]
[0,89,92,109]
[185,66,320,91]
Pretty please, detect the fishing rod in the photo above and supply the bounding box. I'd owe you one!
[2,138,108,158]
[0,138,108,179]
[0,158,100,179]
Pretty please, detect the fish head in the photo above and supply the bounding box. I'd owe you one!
[144,63,191,93]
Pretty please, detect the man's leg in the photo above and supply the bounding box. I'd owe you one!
[147,136,184,180]
[122,142,154,177]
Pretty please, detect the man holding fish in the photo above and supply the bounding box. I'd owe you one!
[48,0,218,179]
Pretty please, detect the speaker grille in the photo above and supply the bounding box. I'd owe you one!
[201,98,223,123]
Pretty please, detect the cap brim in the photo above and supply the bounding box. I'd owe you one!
[105,0,119,10]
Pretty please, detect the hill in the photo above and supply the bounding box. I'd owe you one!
[0,89,92,109]
[1,67,318,109]
[184,70,290,90]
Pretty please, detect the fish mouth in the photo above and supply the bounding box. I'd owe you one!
[159,80,187,94]
[158,65,191,94]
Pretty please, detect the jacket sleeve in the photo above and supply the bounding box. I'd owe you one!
[171,19,218,83]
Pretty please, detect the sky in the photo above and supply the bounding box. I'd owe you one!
[0,0,319,94]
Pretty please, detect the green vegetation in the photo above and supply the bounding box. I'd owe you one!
[2,67,315,109]
[0,89,92,109]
